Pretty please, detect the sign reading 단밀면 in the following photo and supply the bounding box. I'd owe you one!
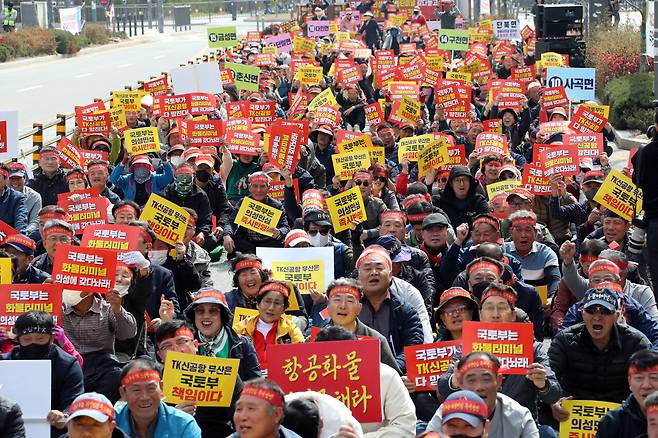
[325,186,367,233]
[558,400,620,438]
[234,197,283,237]
[404,341,460,391]
[461,321,534,375]
[268,339,382,423]
[163,351,240,407]
[139,194,191,246]
[52,244,117,293]
[0,284,62,332]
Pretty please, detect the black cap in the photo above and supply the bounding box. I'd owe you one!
[582,288,619,312]
[13,310,54,337]
[422,213,450,229]
[303,210,332,226]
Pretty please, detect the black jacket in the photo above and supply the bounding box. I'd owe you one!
[30,252,53,275]
[198,176,232,229]
[434,165,490,228]
[16,264,50,284]
[632,137,658,219]
[115,270,153,358]
[1,345,84,438]
[27,168,69,207]
[0,396,25,438]
[596,394,646,438]
[548,322,652,403]
[161,183,213,238]
[147,264,180,319]
[163,255,202,312]
[358,18,382,47]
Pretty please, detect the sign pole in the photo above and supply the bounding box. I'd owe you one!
[654,0,658,99]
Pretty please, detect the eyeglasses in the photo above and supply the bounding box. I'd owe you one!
[441,304,469,316]
[375,176,387,183]
[158,337,195,352]
[354,179,370,187]
[583,305,615,316]
[308,228,330,236]
[260,298,285,308]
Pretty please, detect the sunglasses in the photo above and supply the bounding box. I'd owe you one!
[308,228,330,236]
[354,179,370,187]
[583,305,615,316]
[375,176,387,183]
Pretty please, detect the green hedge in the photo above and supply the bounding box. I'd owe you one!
[601,72,655,131]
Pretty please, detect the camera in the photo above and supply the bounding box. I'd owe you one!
[628,215,647,261]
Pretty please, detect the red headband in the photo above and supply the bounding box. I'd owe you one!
[628,365,658,377]
[407,213,430,223]
[69,399,115,420]
[87,163,109,173]
[259,282,290,298]
[579,254,599,264]
[380,210,407,224]
[114,205,138,218]
[159,327,195,345]
[588,262,620,277]
[42,225,73,239]
[481,287,516,306]
[459,358,500,375]
[468,261,502,277]
[648,405,658,416]
[441,399,488,419]
[235,260,263,272]
[40,211,67,221]
[40,150,59,159]
[120,369,161,387]
[249,174,270,185]
[241,385,284,408]
[473,216,500,232]
[511,217,537,228]
[66,172,85,182]
[440,288,472,306]
[174,165,194,177]
[357,247,392,271]
[327,285,361,300]
[603,258,629,271]
[353,171,372,181]
[592,281,623,293]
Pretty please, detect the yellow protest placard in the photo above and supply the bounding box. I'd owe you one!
[418,139,449,177]
[559,400,620,438]
[332,150,370,181]
[163,351,240,407]
[272,259,325,294]
[234,197,283,237]
[390,14,407,27]
[262,45,279,55]
[336,31,350,41]
[308,88,338,112]
[0,258,11,284]
[293,36,316,53]
[111,91,144,112]
[395,96,421,124]
[536,285,548,305]
[326,186,367,233]
[232,307,294,332]
[593,169,643,221]
[584,104,610,120]
[297,65,323,86]
[398,134,435,162]
[426,55,444,71]
[124,127,161,155]
[486,180,522,200]
[329,23,339,34]
[366,147,385,164]
[139,194,190,245]
[540,52,564,68]
[446,71,472,83]
[105,107,127,131]
[337,134,374,153]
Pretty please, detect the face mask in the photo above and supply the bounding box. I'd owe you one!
[470,281,491,299]
[309,233,330,247]
[170,156,183,167]
[148,250,168,265]
[134,167,150,184]
[175,177,193,198]
[195,170,212,183]
[575,172,584,184]
[20,343,51,360]
[584,189,598,202]
[63,290,85,306]
[115,283,130,297]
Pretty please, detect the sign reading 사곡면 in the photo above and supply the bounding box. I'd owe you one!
[52,244,117,293]
[163,351,240,407]
[326,186,367,233]
[268,339,382,423]
[234,198,283,237]
[139,194,191,246]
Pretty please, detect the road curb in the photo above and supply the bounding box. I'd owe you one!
[618,136,649,151]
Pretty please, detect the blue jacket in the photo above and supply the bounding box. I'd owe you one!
[115,401,201,438]
[109,162,173,202]
[561,293,658,349]
[596,394,646,438]
[0,187,27,232]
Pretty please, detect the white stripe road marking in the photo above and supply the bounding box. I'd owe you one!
[74,73,93,78]
[118,63,133,68]
[17,85,43,92]
[153,54,166,60]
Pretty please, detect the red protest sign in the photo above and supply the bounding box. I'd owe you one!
[80,150,108,171]
[541,144,580,177]
[288,92,310,120]
[404,341,460,391]
[313,105,342,127]
[628,147,638,172]
[511,66,536,84]
[58,195,110,235]
[226,118,252,132]
[522,162,551,195]
[0,221,19,245]
[336,65,363,85]
[188,93,218,116]
[365,102,385,126]
[483,119,502,134]
[563,133,604,159]
[179,119,224,148]
[375,50,396,70]
[143,77,169,98]
[268,179,300,203]
[76,109,112,136]
[277,120,308,147]
[247,101,276,124]
[154,95,191,118]
[434,84,462,109]
[268,339,382,423]
[226,130,260,156]
[541,86,569,110]
[75,101,106,116]
[220,69,235,86]
[81,224,143,255]
[569,106,608,134]
[57,187,101,203]
[56,137,82,170]
[461,321,534,375]
[389,82,419,100]
[269,124,301,172]
[0,284,63,331]
[52,244,117,293]
[227,101,247,118]
[475,132,509,157]
[444,143,467,169]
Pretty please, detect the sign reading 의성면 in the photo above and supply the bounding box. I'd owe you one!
[0,284,63,331]
[139,194,191,246]
[326,186,367,233]
[268,339,382,423]
[234,198,283,237]
[124,127,161,155]
[404,341,460,391]
[461,321,534,374]
[163,351,240,407]
[52,244,117,293]
[559,400,620,438]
